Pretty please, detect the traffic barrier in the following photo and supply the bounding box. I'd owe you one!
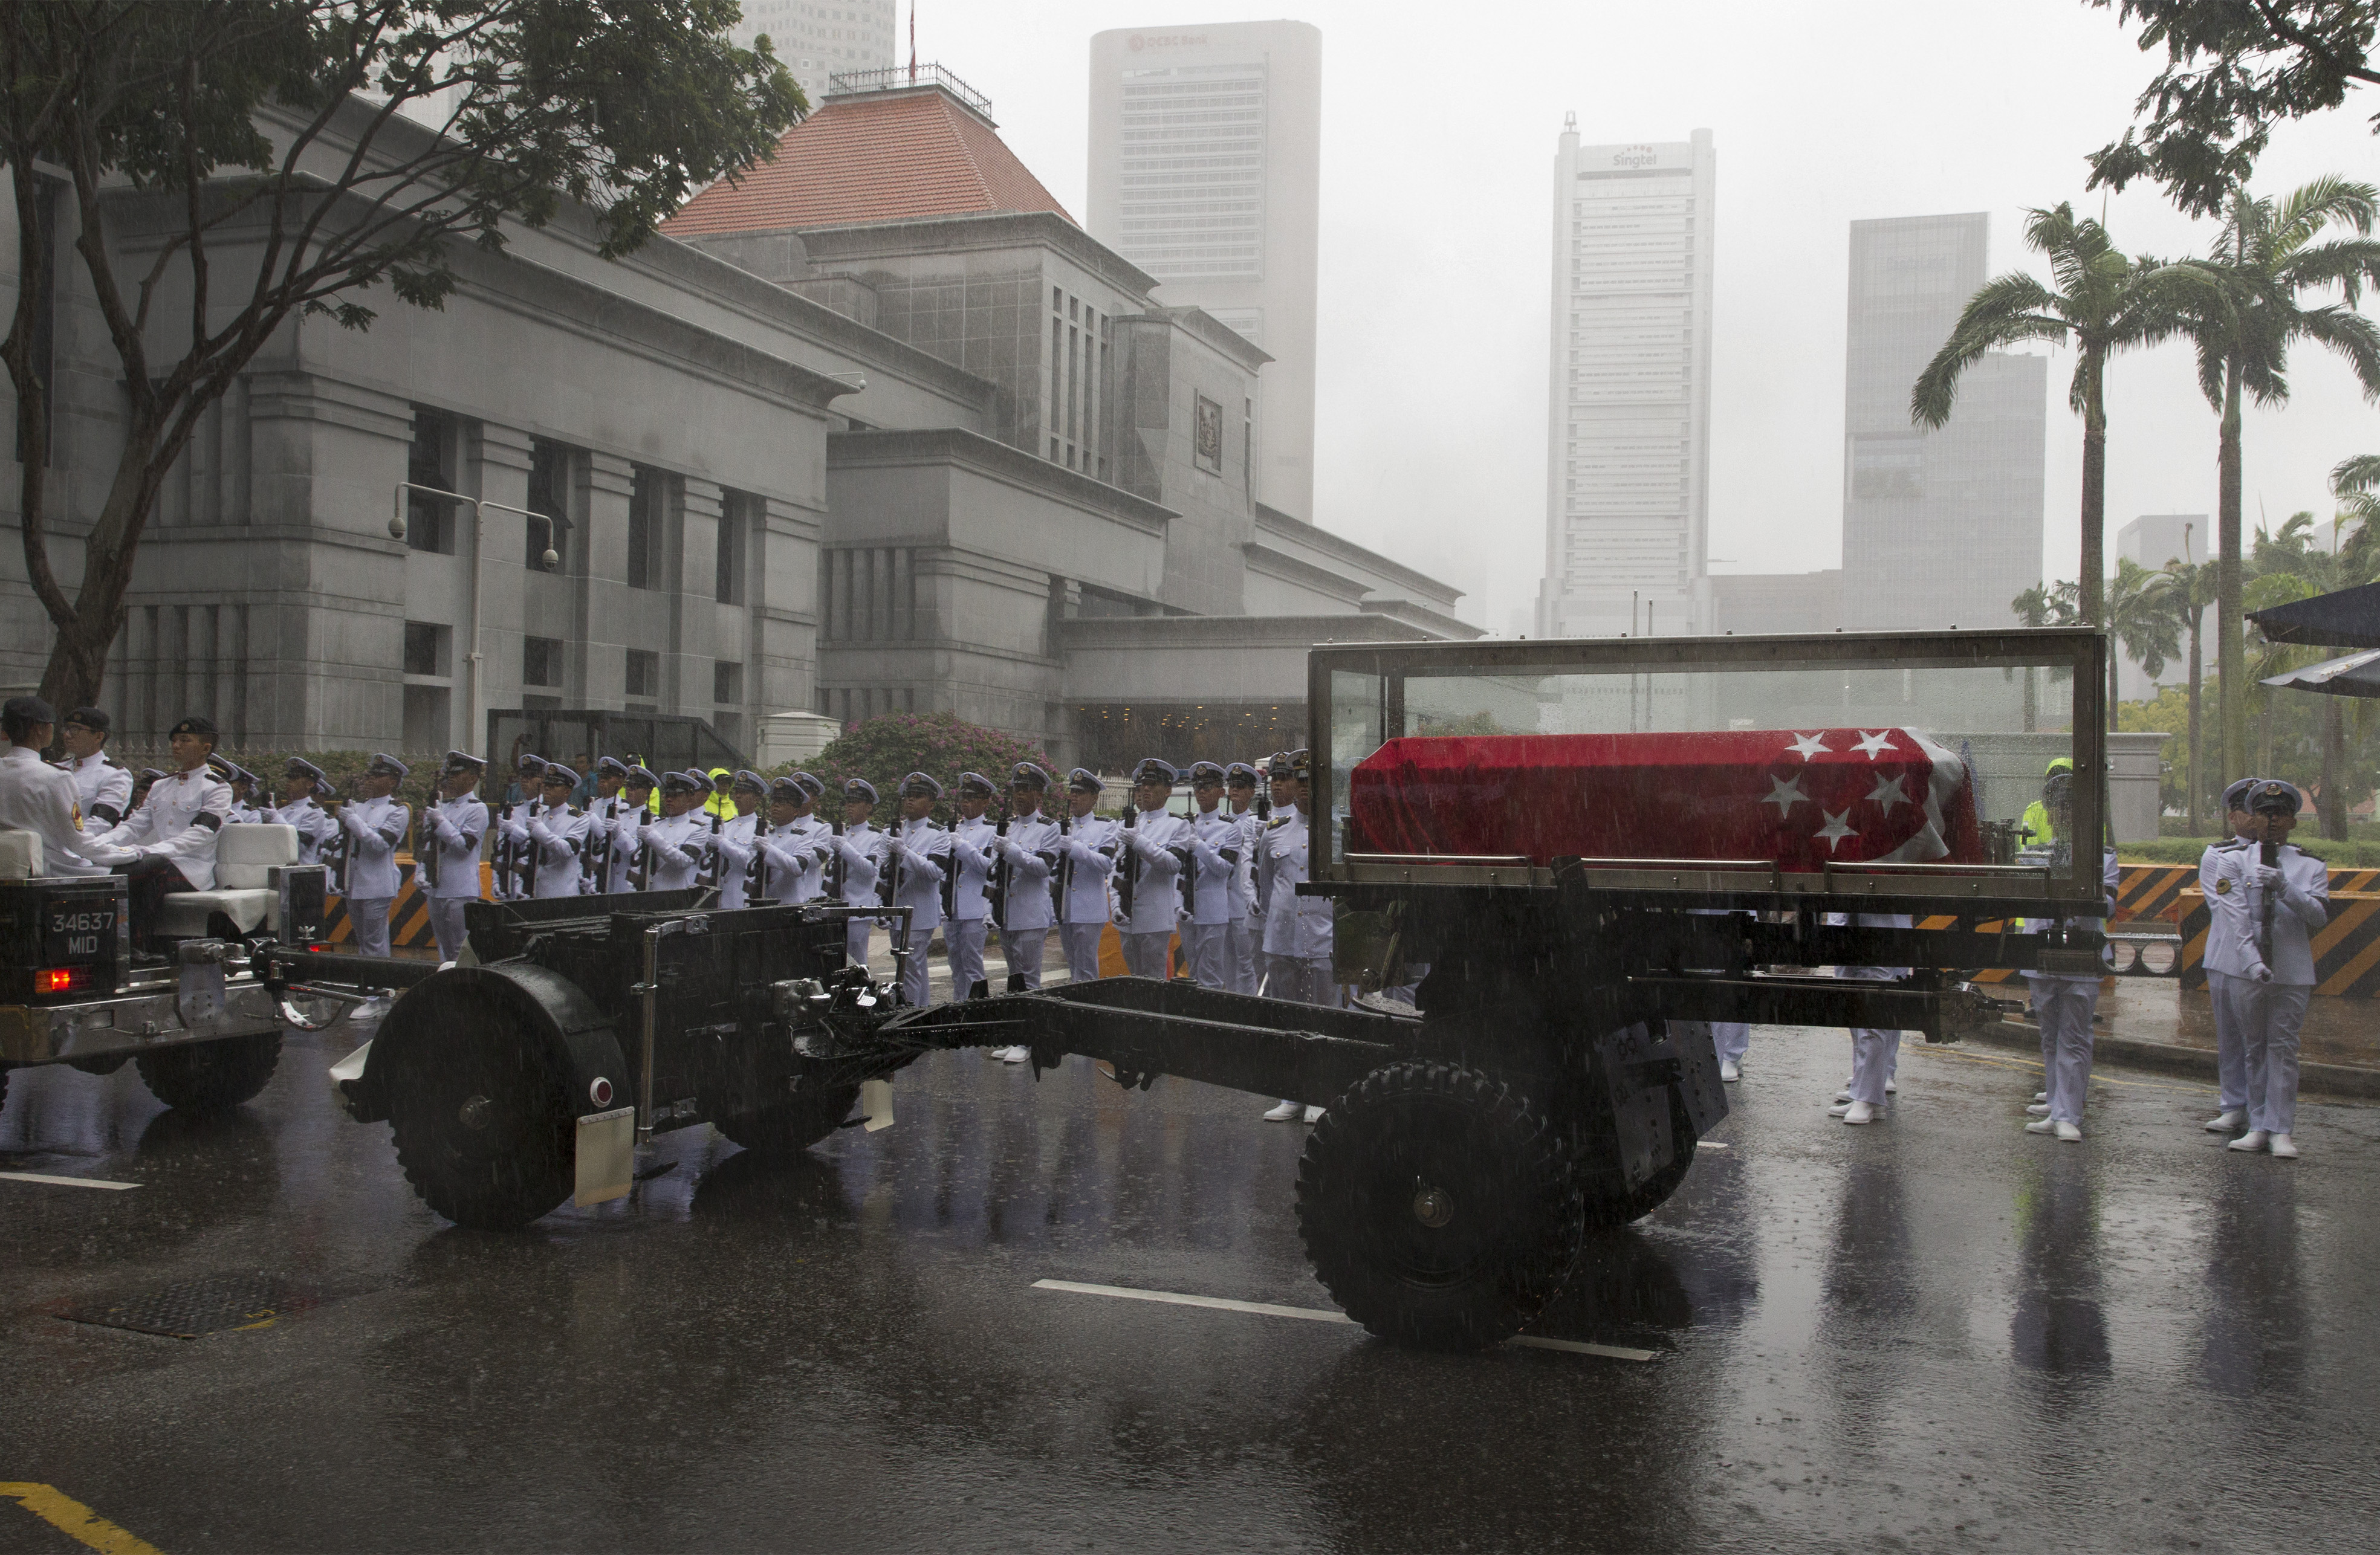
[325,859,493,950]
[2177,888,2380,997]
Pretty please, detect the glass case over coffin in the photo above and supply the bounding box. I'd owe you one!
[1314,630,2105,905]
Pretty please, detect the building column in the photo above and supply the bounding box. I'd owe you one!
[467,421,536,753]
[756,493,822,720]
[582,451,637,710]
[675,476,721,726]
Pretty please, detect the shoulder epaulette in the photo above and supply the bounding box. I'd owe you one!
[1267,815,1291,830]
[103,755,124,769]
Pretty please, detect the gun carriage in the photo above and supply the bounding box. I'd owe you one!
[1,630,2110,1353]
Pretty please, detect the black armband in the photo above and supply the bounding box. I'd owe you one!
[194,812,222,832]
[90,804,123,827]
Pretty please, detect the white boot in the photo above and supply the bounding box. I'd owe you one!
[1262,1099,1302,1121]
[2203,1110,2244,1133]
[1302,1105,1325,1124]
[1884,1078,1898,1094]
[2055,1121,2083,1142]
[2025,1102,2051,1116]
[999,1044,1031,1064]
[2268,1133,2300,1159]
[1841,1100,1879,1125]
[1719,1058,1741,1083]
[1827,1100,1853,1117]
[2033,1091,2048,1103]
[2227,1130,2269,1153]
[2024,1116,2058,1135]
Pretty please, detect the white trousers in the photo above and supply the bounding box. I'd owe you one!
[846,918,874,974]
[2207,969,2251,1111]
[1712,1021,1751,1063]
[1120,929,1173,980]
[2023,972,2100,1124]
[893,919,935,1007]
[1839,963,1902,1107]
[946,916,989,1000]
[349,897,394,959]
[1179,922,1230,989]
[999,926,1047,991]
[1059,922,1104,984]
[1225,918,1259,994]
[2212,974,2311,1136]
[427,896,471,964]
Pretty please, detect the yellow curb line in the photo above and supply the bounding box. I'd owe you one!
[1,1484,165,1555]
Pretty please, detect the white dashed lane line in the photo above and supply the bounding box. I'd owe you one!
[0,1171,140,1191]
[1031,1278,1658,1362]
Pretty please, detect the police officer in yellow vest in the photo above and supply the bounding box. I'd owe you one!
[2021,756,2073,846]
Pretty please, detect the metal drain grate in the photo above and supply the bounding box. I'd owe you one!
[47,1273,364,1339]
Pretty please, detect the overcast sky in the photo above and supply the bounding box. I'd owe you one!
[919,0,2380,633]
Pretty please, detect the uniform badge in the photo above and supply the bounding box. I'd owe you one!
[2215,878,2231,896]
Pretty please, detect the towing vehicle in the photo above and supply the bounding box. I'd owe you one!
[295,627,2112,1351]
[0,822,330,1115]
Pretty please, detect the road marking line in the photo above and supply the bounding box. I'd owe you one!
[0,1172,140,1191]
[1698,1140,1731,1151]
[1029,1278,1655,1362]
[0,1482,166,1555]
[1925,1046,2219,1098]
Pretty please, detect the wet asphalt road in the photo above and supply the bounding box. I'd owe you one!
[3,1020,2377,1554]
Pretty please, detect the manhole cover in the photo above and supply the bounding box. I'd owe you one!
[47,1273,366,1339]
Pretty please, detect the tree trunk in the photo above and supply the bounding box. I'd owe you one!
[2080,370,2107,629]
[35,421,169,715]
[2185,603,2203,833]
[2109,635,2122,735]
[2216,358,2245,793]
[2321,698,2347,841]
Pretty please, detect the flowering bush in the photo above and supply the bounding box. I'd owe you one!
[793,711,1056,820]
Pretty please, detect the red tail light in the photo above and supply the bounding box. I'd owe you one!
[37,966,87,994]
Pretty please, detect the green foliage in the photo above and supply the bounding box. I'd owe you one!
[2119,834,2380,867]
[2086,1,2380,215]
[794,713,1057,824]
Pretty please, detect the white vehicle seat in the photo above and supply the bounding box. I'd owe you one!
[0,829,41,879]
[157,823,300,938]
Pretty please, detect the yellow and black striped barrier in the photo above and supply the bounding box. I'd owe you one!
[323,859,495,951]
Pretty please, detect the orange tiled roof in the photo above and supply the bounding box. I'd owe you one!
[662,88,1073,236]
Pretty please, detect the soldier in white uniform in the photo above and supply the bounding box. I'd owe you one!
[57,706,132,833]
[578,757,628,894]
[85,715,235,959]
[505,763,590,899]
[2197,778,2263,1133]
[1824,911,1911,1125]
[944,771,1000,1000]
[487,753,542,902]
[710,771,770,907]
[875,772,953,1007]
[1051,768,1120,986]
[1114,757,1187,980]
[330,753,412,959]
[2205,779,2328,1159]
[754,774,834,905]
[1179,761,1242,989]
[273,759,337,864]
[1224,762,1266,995]
[976,763,1060,1062]
[635,771,713,895]
[1,696,106,876]
[826,777,883,969]
[605,766,660,892]
[223,765,270,824]
[2015,769,2122,1140]
[421,751,490,963]
[1256,749,1337,1122]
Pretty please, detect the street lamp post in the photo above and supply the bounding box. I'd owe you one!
[387,482,558,756]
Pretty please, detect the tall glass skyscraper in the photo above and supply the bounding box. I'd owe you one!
[727,0,899,108]
[1839,214,2045,630]
[1537,121,1715,641]
[1088,22,1322,522]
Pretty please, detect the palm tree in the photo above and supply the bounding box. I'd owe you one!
[2158,521,2219,832]
[2107,556,2184,731]
[1915,205,2179,627]
[2009,580,2081,732]
[2163,177,2380,800]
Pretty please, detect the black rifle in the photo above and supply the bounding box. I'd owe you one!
[324,785,353,897]
[494,798,520,899]
[583,797,613,893]
[1047,807,1072,916]
[695,812,723,890]
[878,820,903,908]
[1117,803,1139,919]
[419,791,440,891]
[987,803,1011,930]
[744,815,770,908]
[826,817,848,903]
[2258,834,2281,963]
[627,811,654,892]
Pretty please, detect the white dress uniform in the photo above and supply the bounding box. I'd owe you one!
[1256,804,1338,1007]
[510,798,589,899]
[713,810,764,907]
[877,815,952,1007]
[945,813,997,1000]
[1052,811,1120,983]
[828,820,883,968]
[1826,911,1911,1114]
[601,798,653,893]
[274,795,336,865]
[639,810,712,895]
[757,815,832,905]
[2203,836,2329,1142]
[423,795,490,962]
[336,792,411,957]
[63,751,133,832]
[2020,849,2120,1130]
[89,765,233,890]
[1179,804,1242,989]
[1227,800,1263,994]
[2199,836,2255,1115]
[1115,809,1188,980]
[0,745,106,873]
[993,809,1057,990]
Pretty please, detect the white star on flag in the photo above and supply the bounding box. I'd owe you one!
[1762,773,1808,816]
[1786,732,1831,761]
[1815,808,1857,852]
[1853,729,1898,760]
[1868,773,1908,815]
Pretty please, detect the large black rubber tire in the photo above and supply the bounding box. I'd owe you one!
[1295,1061,1584,1352]
[386,1000,574,1230]
[1581,1089,1698,1228]
[134,1032,282,1113]
[714,1082,863,1157]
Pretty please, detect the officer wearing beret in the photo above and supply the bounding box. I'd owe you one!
[274,758,337,865]
[2203,779,2327,1158]
[56,706,131,833]
[423,751,490,962]
[334,753,413,958]
[82,714,235,958]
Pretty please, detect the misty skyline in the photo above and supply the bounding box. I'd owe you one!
[919,0,2380,636]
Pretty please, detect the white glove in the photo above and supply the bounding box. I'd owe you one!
[637,823,658,845]
[2255,865,2284,891]
[2251,963,2275,984]
[502,816,528,841]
